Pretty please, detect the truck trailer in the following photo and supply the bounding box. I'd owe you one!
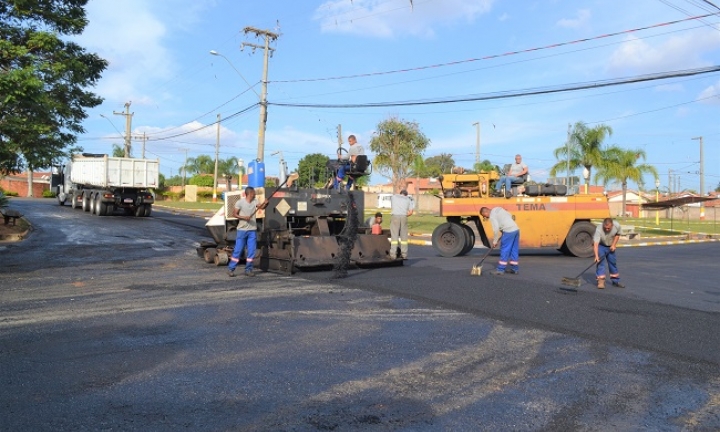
[52,154,159,217]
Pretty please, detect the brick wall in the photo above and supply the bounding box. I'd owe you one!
[0,176,49,197]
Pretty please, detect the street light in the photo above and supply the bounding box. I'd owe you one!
[209,50,261,98]
[655,178,660,226]
[582,167,590,194]
[271,151,287,186]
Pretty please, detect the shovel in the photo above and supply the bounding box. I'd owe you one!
[470,244,494,276]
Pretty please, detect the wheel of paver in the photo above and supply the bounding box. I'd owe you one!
[95,194,107,216]
[563,221,596,258]
[214,250,229,266]
[431,222,467,257]
[460,224,475,256]
[82,194,91,212]
[143,205,152,217]
[204,247,218,263]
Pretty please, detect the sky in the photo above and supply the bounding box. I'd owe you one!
[73,0,720,194]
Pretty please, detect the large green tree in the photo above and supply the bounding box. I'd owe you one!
[549,122,613,188]
[297,153,330,188]
[595,147,659,217]
[182,155,214,175]
[424,153,455,177]
[369,116,430,192]
[0,0,107,174]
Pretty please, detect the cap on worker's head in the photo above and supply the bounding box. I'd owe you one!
[375,212,383,218]
[400,189,408,195]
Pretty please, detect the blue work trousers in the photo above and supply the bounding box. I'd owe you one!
[334,163,353,190]
[228,229,256,272]
[496,230,520,272]
[496,176,523,193]
[596,244,620,283]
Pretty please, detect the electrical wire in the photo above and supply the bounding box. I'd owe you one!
[267,65,720,109]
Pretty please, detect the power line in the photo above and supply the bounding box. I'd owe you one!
[268,65,720,109]
[271,12,719,83]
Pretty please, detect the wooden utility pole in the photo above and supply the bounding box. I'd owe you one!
[242,27,279,163]
[692,136,705,220]
[473,122,480,167]
[114,102,133,157]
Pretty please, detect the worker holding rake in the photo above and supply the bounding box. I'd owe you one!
[593,217,625,289]
[480,207,520,275]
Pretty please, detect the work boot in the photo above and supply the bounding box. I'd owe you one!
[506,269,518,275]
[244,270,256,277]
[228,270,236,278]
[612,281,625,288]
[491,270,504,276]
[597,279,605,289]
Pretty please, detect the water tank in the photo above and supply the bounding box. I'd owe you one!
[247,159,265,188]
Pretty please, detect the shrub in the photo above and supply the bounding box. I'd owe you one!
[42,190,56,198]
[161,191,184,201]
[0,193,8,208]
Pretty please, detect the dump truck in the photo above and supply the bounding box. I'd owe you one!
[52,154,159,217]
[431,172,610,258]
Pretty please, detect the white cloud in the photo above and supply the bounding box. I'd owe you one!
[697,80,720,105]
[314,0,495,38]
[73,0,213,107]
[606,30,720,74]
[556,9,590,29]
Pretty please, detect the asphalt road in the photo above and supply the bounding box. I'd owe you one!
[1,198,719,431]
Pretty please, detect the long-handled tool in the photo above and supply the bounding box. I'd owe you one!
[470,244,494,276]
[560,253,607,291]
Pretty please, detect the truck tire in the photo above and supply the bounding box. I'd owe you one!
[432,222,467,257]
[105,204,115,216]
[71,193,80,209]
[82,194,91,212]
[134,205,145,217]
[563,221,596,258]
[143,205,152,217]
[95,194,107,216]
[57,195,66,206]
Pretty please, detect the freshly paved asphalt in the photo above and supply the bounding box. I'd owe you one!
[1,198,718,431]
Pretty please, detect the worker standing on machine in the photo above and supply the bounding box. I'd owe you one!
[228,186,268,278]
[480,206,520,275]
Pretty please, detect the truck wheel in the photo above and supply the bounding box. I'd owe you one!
[460,224,475,256]
[71,193,79,209]
[563,221,596,258]
[57,195,66,206]
[134,205,145,217]
[105,204,115,216]
[82,194,91,212]
[143,205,152,217]
[432,222,467,257]
[95,194,107,216]
[204,247,218,263]
[214,251,229,266]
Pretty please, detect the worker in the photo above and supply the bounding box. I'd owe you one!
[228,186,268,278]
[334,134,365,190]
[390,189,414,260]
[479,206,520,275]
[494,154,528,198]
[365,212,384,235]
[593,217,624,289]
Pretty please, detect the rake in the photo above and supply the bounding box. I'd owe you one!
[470,244,494,276]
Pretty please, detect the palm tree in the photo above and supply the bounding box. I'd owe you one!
[549,122,613,190]
[182,155,214,175]
[218,157,240,191]
[594,147,659,217]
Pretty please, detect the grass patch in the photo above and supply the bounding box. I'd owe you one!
[156,201,223,211]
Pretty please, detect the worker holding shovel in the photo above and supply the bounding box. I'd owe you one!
[593,217,625,289]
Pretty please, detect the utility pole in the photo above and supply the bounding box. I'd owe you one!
[242,26,279,163]
[692,136,705,220]
[114,101,133,158]
[133,132,148,158]
[337,124,343,153]
[213,114,221,202]
[473,122,480,167]
[179,148,189,188]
